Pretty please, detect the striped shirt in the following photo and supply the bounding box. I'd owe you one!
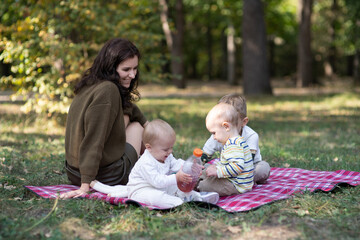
[216,136,254,193]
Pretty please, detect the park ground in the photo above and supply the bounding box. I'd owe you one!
[1,77,360,239]
[139,77,360,98]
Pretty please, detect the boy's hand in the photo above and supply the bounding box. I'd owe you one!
[176,169,192,184]
[192,162,204,177]
[250,149,256,161]
[201,153,210,163]
[198,164,205,177]
[205,165,217,177]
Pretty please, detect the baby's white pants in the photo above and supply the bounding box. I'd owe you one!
[129,185,184,208]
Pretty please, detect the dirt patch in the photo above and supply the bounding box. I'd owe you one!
[59,218,105,240]
[235,225,301,240]
[192,220,302,240]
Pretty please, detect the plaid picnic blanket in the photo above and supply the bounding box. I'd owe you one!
[25,167,360,212]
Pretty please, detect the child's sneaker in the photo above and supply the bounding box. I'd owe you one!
[176,190,202,202]
[199,192,219,204]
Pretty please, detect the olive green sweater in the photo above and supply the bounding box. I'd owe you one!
[65,81,147,184]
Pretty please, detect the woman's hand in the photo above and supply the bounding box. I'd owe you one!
[59,183,90,199]
[205,165,217,177]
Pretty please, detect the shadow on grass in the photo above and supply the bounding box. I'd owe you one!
[1,131,63,142]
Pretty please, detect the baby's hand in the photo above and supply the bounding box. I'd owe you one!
[176,169,192,184]
[205,165,217,177]
[197,163,204,177]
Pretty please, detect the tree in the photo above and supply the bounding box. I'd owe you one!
[159,0,186,88]
[311,0,343,80]
[297,0,314,87]
[327,0,339,78]
[344,0,360,86]
[242,0,272,95]
[227,23,236,85]
[0,0,163,114]
[181,0,243,83]
[264,0,297,78]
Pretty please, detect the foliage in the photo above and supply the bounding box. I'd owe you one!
[265,0,298,77]
[182,0,243,80]
[343,0,360,53]
[0,0,163,115]
[265,0,297,41]
[310,0,360,77]
[1,90,360,239]
[1,0,360,114]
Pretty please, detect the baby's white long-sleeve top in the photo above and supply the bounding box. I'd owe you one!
[127,149,185,197]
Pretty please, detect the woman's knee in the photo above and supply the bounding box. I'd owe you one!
[126,122,144,155]
[128,121,144,131]
[124,115,130,127]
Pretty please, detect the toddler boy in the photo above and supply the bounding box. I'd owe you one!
[198,103,254,196]
[202,93,270,184]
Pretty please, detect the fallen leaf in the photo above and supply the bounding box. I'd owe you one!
[227,225,242,234]
[52,170,62,175]
[4,183,16,190]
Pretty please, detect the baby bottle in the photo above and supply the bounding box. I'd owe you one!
[177,148,203,192]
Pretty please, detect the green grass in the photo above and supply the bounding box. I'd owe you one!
[1,92,360,239]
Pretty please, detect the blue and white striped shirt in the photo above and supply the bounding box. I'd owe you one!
[216,136,254,193]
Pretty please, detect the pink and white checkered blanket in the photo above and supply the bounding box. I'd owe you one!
[25,167,360,212]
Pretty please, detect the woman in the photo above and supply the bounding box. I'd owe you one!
[60,38,148,199]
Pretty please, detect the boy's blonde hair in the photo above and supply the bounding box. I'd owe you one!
[206,103,238,127]
[219,93,247,119]
[143,119,176,145]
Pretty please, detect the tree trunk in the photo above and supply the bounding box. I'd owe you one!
[354,50,360,86]
[353,5,360,86]
[227,23,236,85]
[297,0,313,87]
[159,0,185,88]
[188,52,198,79]
[159,0,173,51]
[242,0,272,95]
[0,61,11,77]
[171,0,185,88]
[206,11,213,81]
[324,0,338,79]
[221,28,227,80]
[268,36,275,78]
